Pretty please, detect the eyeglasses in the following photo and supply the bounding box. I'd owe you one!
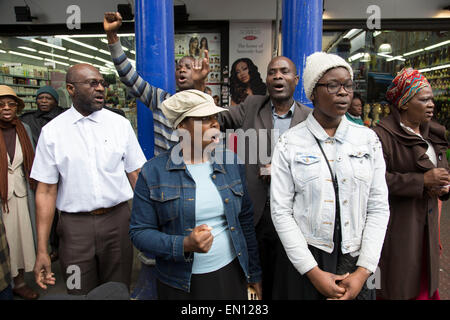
[68,79,110,88]
[0,101,18,108]
[315,80,355,94]
[189,114,219,122]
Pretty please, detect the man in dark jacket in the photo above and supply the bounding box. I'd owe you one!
[219,56,311,299]
[21,85,66,262]
[20,86,66,146]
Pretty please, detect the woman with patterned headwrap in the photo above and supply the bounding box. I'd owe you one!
[373,68,449,300]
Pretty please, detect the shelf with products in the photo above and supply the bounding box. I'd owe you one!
[404,45,450,70]
[0,64,50,105]
[422,67,450,130]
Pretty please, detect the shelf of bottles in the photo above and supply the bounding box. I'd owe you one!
[423,67,450,130]
[0,64,50,110]
[403,45,450,131]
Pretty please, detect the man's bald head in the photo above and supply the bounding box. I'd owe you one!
[267,56,297,75]
[66,63,102,83]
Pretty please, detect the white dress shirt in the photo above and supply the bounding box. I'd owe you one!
[31,106,146,212]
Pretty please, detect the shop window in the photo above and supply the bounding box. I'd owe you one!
[0,34,137,132]
[326,30,450,131]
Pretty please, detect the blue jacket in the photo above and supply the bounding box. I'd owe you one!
[129,147,262,292]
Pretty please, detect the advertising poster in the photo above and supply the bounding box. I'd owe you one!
[175,33,222,106]
[228,22,273,105]
[229,22,272,80]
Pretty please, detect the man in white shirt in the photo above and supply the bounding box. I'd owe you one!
[31,64,146,295]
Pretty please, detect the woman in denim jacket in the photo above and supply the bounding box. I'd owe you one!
[270,53,390,300]
[130,89,262,300]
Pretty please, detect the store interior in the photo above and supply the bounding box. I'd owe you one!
[0,27,449,132]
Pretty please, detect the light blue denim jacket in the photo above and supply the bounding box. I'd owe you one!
[270,113,390,275]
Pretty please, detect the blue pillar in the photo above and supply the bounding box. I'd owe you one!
[282,0,322,107]
[132,0,175,300]
[135,0,175,159]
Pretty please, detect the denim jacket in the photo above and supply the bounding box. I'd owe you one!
[271,114,390,275]
[130,147,262,292]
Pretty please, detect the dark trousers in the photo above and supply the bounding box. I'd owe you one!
[156,258,247,300]
[255,201,281,300]
[0,284,13,300]
[57,202,133,295]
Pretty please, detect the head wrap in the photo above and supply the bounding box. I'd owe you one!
[385,68,430,108]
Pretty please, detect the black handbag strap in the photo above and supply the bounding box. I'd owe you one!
[314,137,338,193]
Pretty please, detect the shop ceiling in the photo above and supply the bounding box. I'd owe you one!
[1,0,449,25]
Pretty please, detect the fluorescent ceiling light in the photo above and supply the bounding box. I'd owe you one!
[69,57,90,64]
[425,40,450,51]
[130,50,135,54]
[31,39,66,51]
[18,46,37,52]
[377,53,393,58]
[373,31,382,37]
[118,33,135,37]
[98,49,111,56]
[58,37,99,51]
[428,63,450,71]
[100,39,109,44]
[56,34,106,38]
[94,56,112,64]
[9,50,44,60]
[44,58,70,66]
[403,49,424,57]
[0,49,6,53]
[348,52,364,62]
[38,51,69,60]
[122,47,129,52]
[0,40,2,44]
[386,56,405,62]
[67,49,95,59]
[343,29,362,39]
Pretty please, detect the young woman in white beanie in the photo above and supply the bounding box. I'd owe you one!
[270,52,390,299]
[129,90,262,300]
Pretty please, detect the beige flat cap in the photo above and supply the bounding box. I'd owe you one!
[161,89,228,129]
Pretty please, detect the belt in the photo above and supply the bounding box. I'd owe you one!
[61,202,125,216]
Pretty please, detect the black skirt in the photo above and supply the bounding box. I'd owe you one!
[157,258,248,300]
[272,200,375,300]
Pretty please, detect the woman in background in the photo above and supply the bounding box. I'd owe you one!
[230,58,266,105]
[199,37,208,59]
[345,92,364,125]
[373,68,449,300]
[0,85,38,300]
[188,37,200,58]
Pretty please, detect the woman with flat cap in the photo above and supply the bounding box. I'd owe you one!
[129,89,262,300]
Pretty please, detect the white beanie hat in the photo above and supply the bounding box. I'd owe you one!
[303,52,353,101]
